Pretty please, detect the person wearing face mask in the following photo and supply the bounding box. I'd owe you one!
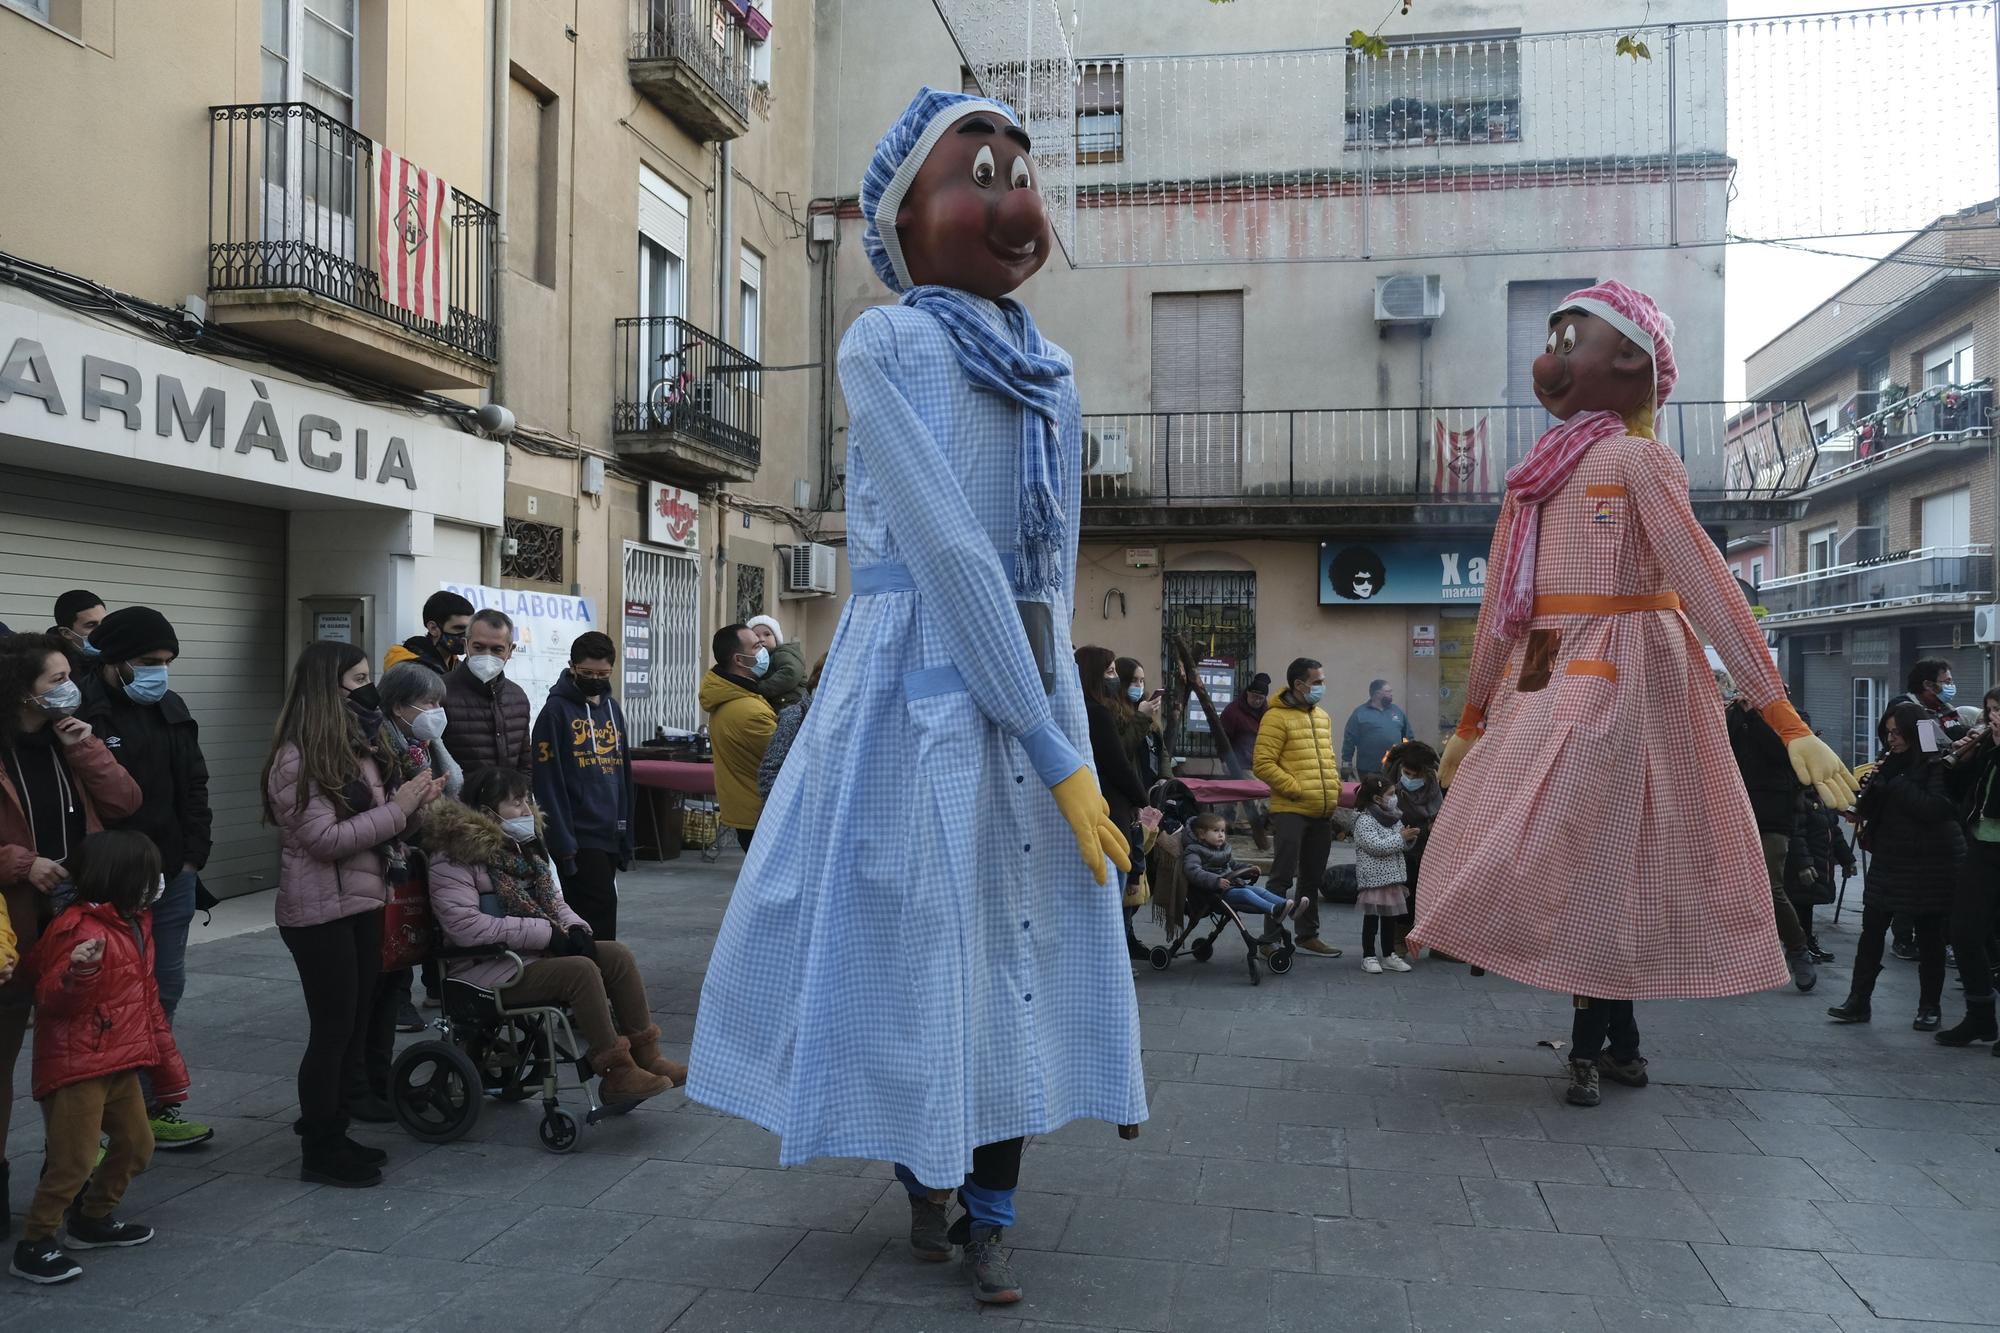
[441,609,534,779]
[1350,775,1414,974]
[72,607,217,1151]
[1219,674,1271,776]
[1251,658,1343,959]
[700,624,778,851]
[426,766,681,1102]
[0,632,142,1236]
[1383,741,1442,957]
[383,591,476,678]
[531,633,634,940]
[49,591,106,664]
[744,615,808,713]
[1076,647,1152,961]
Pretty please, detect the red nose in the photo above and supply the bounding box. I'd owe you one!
[992,187,1046,249]
[1532,352,1569,395]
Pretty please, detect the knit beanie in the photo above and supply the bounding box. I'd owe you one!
[90,606,179,663]
[746,614,786,643]
[1248,673,1272,695]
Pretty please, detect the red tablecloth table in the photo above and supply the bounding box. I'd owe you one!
[630,760,717,858]
[632,759,717,795]
[1176,776,1358,808]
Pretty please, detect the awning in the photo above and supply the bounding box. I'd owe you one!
[718,0,771,41]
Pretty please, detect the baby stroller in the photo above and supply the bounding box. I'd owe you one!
[1142,780,1295,984]
[387,936,637,1153]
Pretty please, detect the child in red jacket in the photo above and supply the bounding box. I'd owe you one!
[12,830,188,1286]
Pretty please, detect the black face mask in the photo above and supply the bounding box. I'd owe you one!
[437,630,467,656]
[346,682,382,712]
[574,673,611,698]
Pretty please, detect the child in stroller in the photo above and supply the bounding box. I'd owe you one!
[1183,814,1302,945]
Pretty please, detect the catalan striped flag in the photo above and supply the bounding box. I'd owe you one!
[373,144,451,324]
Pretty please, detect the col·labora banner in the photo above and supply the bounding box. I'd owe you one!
[439,583,594,724]
[374,145,452,324]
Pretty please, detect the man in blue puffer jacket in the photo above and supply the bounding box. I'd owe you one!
[531,632,634,940]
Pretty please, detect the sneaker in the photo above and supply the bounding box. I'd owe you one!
[1297,938,1342,958]
[1287,897,1308,921]
[149,1106,214,1151]
[395,998,425,1033]
[1383,953,1412,974]
[1892,940,1920,962]
[9,1237,80,1284]
[1787,949,1818,993]
[61,1211,153,1250]
[1913,1008,1942,1032]
[909,1192,951,1262]
[1361,956,1384,975]
[1806,936,1837,964]
[962,1224,1022,1304]
[1565,1059,1601,1107]
[1596,1052,1650,1088]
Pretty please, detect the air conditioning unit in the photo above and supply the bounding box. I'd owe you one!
[1976,603,2000,645]
[1083,424,1131,476]
[1374,274,1445,326]
[784,542,838,596]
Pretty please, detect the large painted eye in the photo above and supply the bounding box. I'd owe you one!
[1559,324,1578,354]
[972,145,996,187]
[1010,155,1032,189]
[1545,328,1559,354]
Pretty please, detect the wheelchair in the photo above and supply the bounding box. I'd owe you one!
[387,944,636,1153]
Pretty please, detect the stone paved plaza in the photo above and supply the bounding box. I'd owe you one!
[5,851,2000,1331]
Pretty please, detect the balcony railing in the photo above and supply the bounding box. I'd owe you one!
[1809,380,1993,488]
[208,103,499,363]
[1079,401,1816,505]
[614,315,762,470]
[1757,545,1994,623]
[630,0,754,138]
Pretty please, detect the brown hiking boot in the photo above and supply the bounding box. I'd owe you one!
[628,1025,689,1087]
[1595,1052,1649,1088]
[1565,1059,1601,1107]
[590,1037,672,1104]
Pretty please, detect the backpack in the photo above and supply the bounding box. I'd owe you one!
[1322,862,1360,904]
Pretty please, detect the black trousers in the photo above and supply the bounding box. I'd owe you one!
[564,849,620,941]
[1950,840,2000,1000]
[1268,813,1333,944]
[1853,901,1947,1008]
[1570,996,1640,1063]
[280,909,382,1138]
[352,967,409,1103]
[1362,914,1402,955]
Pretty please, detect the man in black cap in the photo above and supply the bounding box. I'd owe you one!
[1219,672,1271,776]
[79,606,215,1151]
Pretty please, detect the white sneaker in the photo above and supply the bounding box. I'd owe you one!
[1383,953,1412,973]
[1287,897,1307,921]
[1362,956,1384,975]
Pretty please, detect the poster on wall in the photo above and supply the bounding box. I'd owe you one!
[1188,657,1235,733]
[646,481,700,550]
[1319,538,1492,606]
[439,582,596,723]
[623,601,653,701]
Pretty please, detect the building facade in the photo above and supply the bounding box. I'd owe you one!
[1746,204,2000,768]
[809,0,1797,766]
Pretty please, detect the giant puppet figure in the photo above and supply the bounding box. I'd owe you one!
[1411,281,1857,1106]
[686,89,1144,1306]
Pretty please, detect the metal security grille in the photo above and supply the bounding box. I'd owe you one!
[735,565,766,624]
[502,517,565,585]
[1161,570,1256,761]
[622,543,702,739]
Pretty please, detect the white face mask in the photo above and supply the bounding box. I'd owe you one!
[466,654,504,684]
[408,707,448,743]
[499,814,537,842]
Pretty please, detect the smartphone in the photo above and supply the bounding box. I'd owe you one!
[1147,689,1165,703]
[1917,719,1942,753]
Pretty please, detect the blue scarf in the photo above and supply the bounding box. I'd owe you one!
[900,285,1070,599]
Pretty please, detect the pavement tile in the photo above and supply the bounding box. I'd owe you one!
[1228,1205,1318,1272]
[1057,1195,1232,1263]
[254,1185,465,1252]
[1437,1224,1626,1295]
[1541,1182,1724,1242]
[590,1159,750,1216]
[420,1269,619,1332]
[1663,1152,1838,1201]
[1732,1092,1857,1125]
[1663,1117,1759,1154]
[1314,1217,1446,1282]
[1602,1238,1725,1305]
[236,1250,477,1328]
[1348,1169,1469,1225]
[1591,1147,1685,1190]
[1190,1053,1292,1088]
[1117,1150,1202,1204]
[1267,1269,1411,1331]
[1827,1095,1986,1133]
[700,1166,888,1231]
[1406,1281,1605,1332]
[1891,1202,2000,1261]
[1916,1159,2000,1207]
[131,1172,320,1236]
[1274,1124,1347,1168]
[1692,1194,1855,1251]
[1483,1136,1607,1185]
[757,1231,893,1299]
[666,1289,884,1332]
[1195,1159,1347,1215]
[465,1202,651,1273]
[579,1278,702,1331]
[1591,1298,1844,1331]
[1441,1102,1546,1141]
[1462,1177,1557,1231]
[1690,1245,1871,1318]
[394,1195,539,1261]
[1537,1107,1691,1151]
[1821,1252,2000,1324]
[1832,1125,1993,1166]
[1807,1202,1934,1257]
[1017,1143,1133,1197]
[382,1139,565,1198]
[591,1215,805,1289]
[1343,1128,1495,1176]
[1731,1121,1872,1165]
[1248,1087,1382,1129]
[124,1238,327,1317]
[1814,1161,1962,1208]
[1002,1250,1180,1332]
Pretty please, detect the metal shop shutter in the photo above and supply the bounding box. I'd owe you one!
[0,467,287,899]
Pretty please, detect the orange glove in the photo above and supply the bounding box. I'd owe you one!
[1051,769,1132,886]
[1438,706,1484,787]
[1762,699,1859,810]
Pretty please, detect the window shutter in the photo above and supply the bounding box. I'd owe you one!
[639,166,689,257]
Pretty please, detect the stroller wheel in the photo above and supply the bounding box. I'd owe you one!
[1148,945,1173,971]
[538,1107,581,1153]
[1190,938,1214,964]
[390,1040,483,1144]
[1267,946,1295,976]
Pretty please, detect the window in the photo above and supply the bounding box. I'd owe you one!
[747,0,772,84]
[1151,291,1244,497]
[501,517,566,585]
[1922,330,1975,389]
[7,0,49,17]
[1346,31,1521,148]
[735,565,766,624]
[1729,562,1743,579]
[1920,486,1971,550]
[1077,59,1124,163]
[508,73,559,286]
[1807,525,1839,573]
[262,0,356,121]
[261,0,359,257]
[738,245,762,390]
[638,166,690,422]
[1750,557,1765,586]
[1852,677,1886,768]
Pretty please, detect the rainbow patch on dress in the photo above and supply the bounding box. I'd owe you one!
[1591,498,1617,525]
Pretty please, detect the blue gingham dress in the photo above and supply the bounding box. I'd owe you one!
[686,300,1148,1186]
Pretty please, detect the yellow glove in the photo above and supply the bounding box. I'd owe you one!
[1438,706,1484,788]
[1762,699,1860,811]
[1051,768,1132,887]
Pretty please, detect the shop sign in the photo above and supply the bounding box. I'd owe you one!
[1188,657,1235,733]
[440,582,595,724]
[1319,538,1491,606]
[646,481,700,549]
[623,601,653,700]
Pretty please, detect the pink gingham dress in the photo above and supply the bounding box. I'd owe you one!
[1410,432,1792,1000]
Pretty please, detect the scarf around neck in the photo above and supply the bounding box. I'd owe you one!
[489,838,566,930]
[900,285,1071,599]
[1493,409,1629,640]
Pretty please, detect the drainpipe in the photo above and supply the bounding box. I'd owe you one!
[487,0,511,409]
[715,139,733,337]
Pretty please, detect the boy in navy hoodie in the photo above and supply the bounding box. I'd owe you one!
[531,632,635,939]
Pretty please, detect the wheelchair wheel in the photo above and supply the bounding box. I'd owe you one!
[1148,945,1172,971]
[478,1018,548,1103]
[391,1040,482,1143]
[538,1107,580,1153]
[1190,938,1214,964]
[1267,946,1295,976]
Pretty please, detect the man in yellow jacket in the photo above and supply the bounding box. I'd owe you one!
[701,624,778,851]
[1252,657,1343,957]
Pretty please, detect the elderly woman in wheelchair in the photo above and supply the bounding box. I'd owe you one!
[422,767,685,1112]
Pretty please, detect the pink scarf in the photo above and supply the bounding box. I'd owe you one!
[1493,409,1627,640]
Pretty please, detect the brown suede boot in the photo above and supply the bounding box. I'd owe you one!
[628,1025,688,1087]
[590,1037,672,1103]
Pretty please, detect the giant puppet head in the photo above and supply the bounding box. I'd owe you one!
[861,88,1054,300]
[1531,280,1679,430]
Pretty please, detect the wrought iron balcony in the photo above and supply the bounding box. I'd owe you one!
[1805,380,1993,493]
[1079,400,1816,509]
[629,0,754,142]
[1757,545,1994,624]
[613,315,762,483]
[207,103,498,388]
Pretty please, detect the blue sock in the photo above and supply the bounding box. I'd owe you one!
[959,1180,1016,1229]
[894,1163,937,1198]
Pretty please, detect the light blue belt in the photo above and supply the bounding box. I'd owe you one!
[851,555,1017,597]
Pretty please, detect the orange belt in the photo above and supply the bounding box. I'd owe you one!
[1532,591,1681,617]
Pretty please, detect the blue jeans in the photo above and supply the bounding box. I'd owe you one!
[1223,884,1288,916]
[136,868,198,1114]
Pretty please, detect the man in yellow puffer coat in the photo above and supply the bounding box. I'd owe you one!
[700,625,778,851]
[1253,657,1344,957]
